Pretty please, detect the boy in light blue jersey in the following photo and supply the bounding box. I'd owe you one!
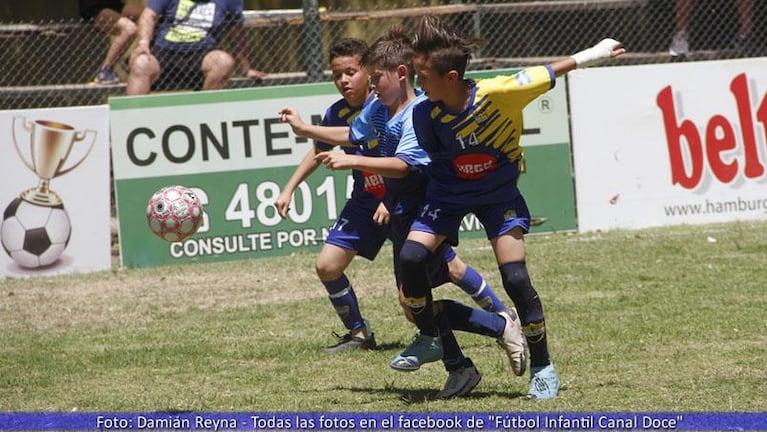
[402,14,625,400]
[275,39,386,354]
[289,28,526,400]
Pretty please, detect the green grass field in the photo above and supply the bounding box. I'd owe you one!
[1,221,766,413]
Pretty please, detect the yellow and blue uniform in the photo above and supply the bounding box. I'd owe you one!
[410,65,556,244]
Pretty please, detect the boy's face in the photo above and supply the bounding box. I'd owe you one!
[330,55,370,107]
[368,66,403,107]
[413,55,450,102]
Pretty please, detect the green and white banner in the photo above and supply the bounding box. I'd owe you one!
[110,72,573,268]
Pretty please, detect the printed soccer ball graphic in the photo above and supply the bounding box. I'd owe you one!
[1,198,71,268]
[146,185,203,242]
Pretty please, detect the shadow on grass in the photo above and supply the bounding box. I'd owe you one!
[339,384,527,404]
[371,341,407,351]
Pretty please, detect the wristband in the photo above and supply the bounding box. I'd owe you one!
[571,38,621,68]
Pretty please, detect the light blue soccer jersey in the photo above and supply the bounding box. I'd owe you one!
[349,93,429,217]
[316,93,384,210]
[412,65,556,205]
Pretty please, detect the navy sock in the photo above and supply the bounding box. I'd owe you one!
[455,265,507,312]
[440,299,505,337]
[500,261,550,367]
[436,306,468,372]
[322,275,364,332]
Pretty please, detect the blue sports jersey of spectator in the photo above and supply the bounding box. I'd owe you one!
[349,93,429,218]
[147,0,244,52]
[316,93,384,211]
[412,66,556,205]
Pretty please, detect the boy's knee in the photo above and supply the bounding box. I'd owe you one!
[203,50,235,76]
[500,261,532,289]
[399,239,430,271]
[315,259,343,281]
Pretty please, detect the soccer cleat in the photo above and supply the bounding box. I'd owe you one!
[324,330,376,354]
[496,309,527,376]
[435,362,482,399]
[669,30,689,57]
[91,66,121,85]
[526,364,561,400]
[389,333,443,371]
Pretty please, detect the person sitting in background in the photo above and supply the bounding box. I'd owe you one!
[127,0,266,95]
[669,0,755,57]
[79,0,144,85]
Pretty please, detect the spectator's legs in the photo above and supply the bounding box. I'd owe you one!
[669,0,694,56]
[733,0,754,52]
[201,50,236,90]
[673,0,694,33]
[127,53,160,95]
[93,7,138,69]
[736,0,753,37]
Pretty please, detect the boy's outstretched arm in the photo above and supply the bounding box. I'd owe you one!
[550,38,625,77]
[314,152,410,179]
[278,107,351,146]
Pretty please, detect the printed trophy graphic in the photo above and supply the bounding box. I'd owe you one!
[1,116,96,269]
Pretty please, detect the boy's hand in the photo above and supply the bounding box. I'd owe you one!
[373,202,390,226]
[314,151,355,171]
[274,189,293,219]
[278,107,306,135]
[571,38,625,68]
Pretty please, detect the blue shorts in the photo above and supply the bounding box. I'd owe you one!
[325,200,390,261]
[411,194,531,246]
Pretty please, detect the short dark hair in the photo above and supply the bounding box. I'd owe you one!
[363,26,415,81]
[412,15,478,77]
[328,38,369,64]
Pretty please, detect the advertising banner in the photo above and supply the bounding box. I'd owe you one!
[569,58,767,232]
[0,106,112,278]
[110,72,572,268]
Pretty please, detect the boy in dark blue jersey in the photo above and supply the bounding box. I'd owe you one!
[284,28,526,400]
[403,15,625,399]
[275,39,385,353]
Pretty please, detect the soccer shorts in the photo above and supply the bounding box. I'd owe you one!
[324,200,390,261]
[410,194,532,246]
[152,48,210,92]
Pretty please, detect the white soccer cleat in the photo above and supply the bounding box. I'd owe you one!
[497,309,527,376]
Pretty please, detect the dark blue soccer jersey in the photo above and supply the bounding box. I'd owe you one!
[412,65,556,205]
